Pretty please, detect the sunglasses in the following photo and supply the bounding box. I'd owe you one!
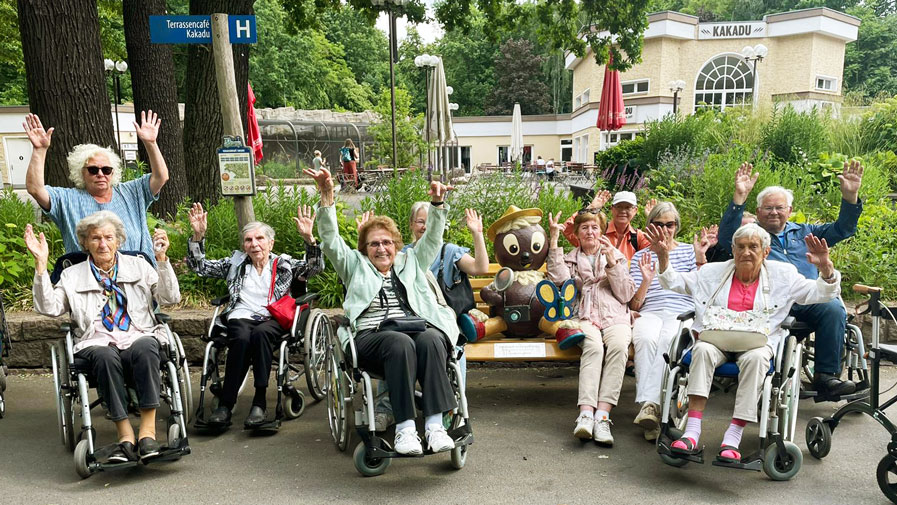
[577,207,601,215]
[651,221,677,229]
[366,239,395,249]
[85,165,114,176]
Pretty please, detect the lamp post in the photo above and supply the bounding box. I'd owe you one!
[373,0,409,170]
[740,44,768,110]
[449,102,459,179]
[104,58,128,159]
[668,79,685,114]
[414,53,438,173]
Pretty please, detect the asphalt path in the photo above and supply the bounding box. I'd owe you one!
[0,366,894,504]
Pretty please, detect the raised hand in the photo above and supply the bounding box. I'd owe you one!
[804,234,834,277]
[638,252,657,284]
[152,228,170,261]
[693,225,718,254]
[134,110,161,144]
[23,114,54,150]
[24,224,49,272]
[590,189,612,209]
[838,159,863,204]
[293,204,316,243]
[355,210,374,233]
[188,202,207,240]
[465,208,484,235]
[646,223,676,255]
[428,180,453,202]
[733,162,759,205]
[303,167,334,193]
[597,235,618,266]
[547,211,565,246]
[643,198,657,218]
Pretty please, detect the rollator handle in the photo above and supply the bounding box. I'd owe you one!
[852,284,881,294]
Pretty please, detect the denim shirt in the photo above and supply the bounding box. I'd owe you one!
[718,198,862,280]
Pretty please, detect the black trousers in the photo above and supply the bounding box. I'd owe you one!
[354,327,456,423]
[76,337,161,421]
[222,318,283,408]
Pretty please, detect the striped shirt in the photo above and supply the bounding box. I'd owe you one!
[630,244,696,315]
[45,174,158,265]
[355,273,408,332]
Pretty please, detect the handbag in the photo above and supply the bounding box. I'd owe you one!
[265,258,297,330]
[436,244,476,317]
[698,264,771,352]
[374,268,428,335]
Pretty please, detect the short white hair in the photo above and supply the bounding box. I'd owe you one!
[409,201,429,226]
[756,186,794,208]
[66,144,122,189]
[732,223,771,250]
[241,221,275,242]
[75,211,126,250]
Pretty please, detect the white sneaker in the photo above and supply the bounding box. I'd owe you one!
[573,412,594,440]
[593,418,614,446]
[394,427,423,455]
[633,402,660,431]
[644,427,660,442]
[425,425,455,453]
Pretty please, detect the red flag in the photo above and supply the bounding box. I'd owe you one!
[247,82,263,164]
[596,55,626,131]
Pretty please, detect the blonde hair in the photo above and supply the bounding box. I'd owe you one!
[573,211,607,236]
[75,211,126,250]
[358,216,404,255]
[494,215,541,236]
[66,144,122,189]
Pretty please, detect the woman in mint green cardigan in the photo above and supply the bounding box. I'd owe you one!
[303,167,460,456]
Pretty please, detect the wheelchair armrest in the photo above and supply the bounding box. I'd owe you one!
[60,322,71,333]
[332,314,350,328]
[155,312,172,324]
[211,295,230,307]
[781,317,811,332]
[677,310,696,321]
[295,292,319,306]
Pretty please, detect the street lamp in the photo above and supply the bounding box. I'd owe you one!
[740,44,768,110]
[372,0,410,170]
[668,79,685,114]
[104,58,128,159]
[414,53,439,172]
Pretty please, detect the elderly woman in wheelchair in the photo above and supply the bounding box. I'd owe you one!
[306,166,471,473]
[26,211,182,469]
[648,222,841,478]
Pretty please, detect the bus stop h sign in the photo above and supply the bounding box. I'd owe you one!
[149,15,256,44]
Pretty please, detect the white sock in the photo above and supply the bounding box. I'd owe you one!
[395,419,415,432]
[425,413,443,431]
[721,420,746,448]
[682,413,703,445]
[594,409,610,421]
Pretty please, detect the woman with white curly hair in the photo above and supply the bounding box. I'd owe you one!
[23,111,170,265]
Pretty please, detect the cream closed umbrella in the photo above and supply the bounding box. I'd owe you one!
[427,57,454,177]
[510,103,523,165]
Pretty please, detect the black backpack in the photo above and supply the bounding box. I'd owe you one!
[436,244,476,317]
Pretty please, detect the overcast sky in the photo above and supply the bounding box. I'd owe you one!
[374,1,443,44]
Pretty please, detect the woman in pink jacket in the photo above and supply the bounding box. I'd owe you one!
[547,209,636,447]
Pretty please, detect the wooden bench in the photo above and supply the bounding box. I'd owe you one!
[464,263,583,362]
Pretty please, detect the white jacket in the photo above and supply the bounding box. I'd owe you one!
[658,259,840,351]
[33,254,181,350]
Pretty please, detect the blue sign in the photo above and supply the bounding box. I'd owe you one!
[149,15,256,44]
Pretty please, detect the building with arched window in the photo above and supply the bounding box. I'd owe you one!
[452,7,859,170]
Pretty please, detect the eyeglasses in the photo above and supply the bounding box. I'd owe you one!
[651,221,677,229]
[760,205,789,213]
[577,207,601,215]
[366,239,395,249]
[85,166,114,176]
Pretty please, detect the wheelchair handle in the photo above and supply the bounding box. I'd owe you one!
[852,284,882,294]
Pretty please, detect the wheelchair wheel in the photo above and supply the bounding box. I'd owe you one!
[877,455,897,504]
[0,391,5,418]
[450,415,468,470]
[74,439,92,479]
[805,417,832,459]
[176,360,193,428]
[326,342,350,451]
[284,387,306,420]
[304,309,330,401]
[168,420,181,448]
[52,343,77,452]
[762,441,802,481]
[353,441,390,477]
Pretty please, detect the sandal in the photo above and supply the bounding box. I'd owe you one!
[717,444,741,463]
[670,436,701,456]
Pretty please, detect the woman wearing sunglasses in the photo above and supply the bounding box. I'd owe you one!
[628,202,718,441]
[23,111,169,265]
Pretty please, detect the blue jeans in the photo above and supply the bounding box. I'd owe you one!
[790,299,847,375]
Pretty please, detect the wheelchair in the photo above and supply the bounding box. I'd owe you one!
[327,316,473,476]
[804,284,897,504]
[48,252,192,479]
[192,291,332,432]
[0,293,10,418]
[656,311,804,481]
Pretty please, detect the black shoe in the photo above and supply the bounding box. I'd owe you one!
[814,373,856,397]
[107,441,136,464]
[138,437,161,460]
[208,406,232,426]
[244,405,267,428]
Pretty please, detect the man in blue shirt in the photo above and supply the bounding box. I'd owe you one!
[718,161,864,399]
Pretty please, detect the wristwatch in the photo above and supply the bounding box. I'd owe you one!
[822,272,837,282]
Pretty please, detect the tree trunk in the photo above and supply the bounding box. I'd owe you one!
[17,0,114,187]
[183,0,253,206]
[122,0,187,219]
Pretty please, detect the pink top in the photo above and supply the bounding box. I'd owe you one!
[727,276,759,312]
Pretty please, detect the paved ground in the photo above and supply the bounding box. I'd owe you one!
[0,366,894,504]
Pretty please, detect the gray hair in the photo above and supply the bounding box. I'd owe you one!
[645,201,680,233]
[732,222,771,250]
[241,221,275,242]
[75,211,127,250]
[409,201,429,226]
[756,186,794,208]
[66,144,122,189]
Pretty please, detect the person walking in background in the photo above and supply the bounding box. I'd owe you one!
[340,139,359,190]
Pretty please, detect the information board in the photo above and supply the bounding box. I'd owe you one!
[218,146,256,196]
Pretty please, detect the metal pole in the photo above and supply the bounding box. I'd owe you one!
[388,10,399,172]
[113,73,121,159]
[751,59,758,110]
[425,67,431,172]
[672,90,678,114]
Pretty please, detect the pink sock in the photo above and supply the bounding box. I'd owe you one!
[721,418,747,457]
[672,410,703,449]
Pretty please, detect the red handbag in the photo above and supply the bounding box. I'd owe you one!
[265,258,296,330]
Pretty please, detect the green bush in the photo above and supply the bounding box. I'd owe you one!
[258,160,299,179]
[640,113,718,168]
[859,97,897,155]
[760,105,829,165]
[830,201,897,297]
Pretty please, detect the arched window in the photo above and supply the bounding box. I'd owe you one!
[694,54,754,112]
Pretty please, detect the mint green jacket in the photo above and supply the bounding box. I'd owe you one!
[316,203,460,349]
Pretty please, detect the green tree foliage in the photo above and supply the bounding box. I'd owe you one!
[486,39,551,115]
[320,7,390,97]
[844,6,897,100]
[0,2,25,104]
[366,86,427,168]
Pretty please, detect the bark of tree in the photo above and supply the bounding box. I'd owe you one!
[17,0,115,187]
[123,0,187,219]
[184,0,253,206]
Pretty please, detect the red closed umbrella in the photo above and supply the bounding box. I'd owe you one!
[596,55,626,131]
[247,82,263,165]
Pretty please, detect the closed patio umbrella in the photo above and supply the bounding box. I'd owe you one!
[510,102,523,164]
[428,57,454,176]
[596,55,626,132]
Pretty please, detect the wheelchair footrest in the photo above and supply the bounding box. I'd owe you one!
[245,419,281,432]
[448,422,474,448]
[658,440,704,464]
[711,455,762,472]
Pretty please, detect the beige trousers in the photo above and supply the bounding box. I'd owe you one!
[577,321,632,408]
[686,341,774,422]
